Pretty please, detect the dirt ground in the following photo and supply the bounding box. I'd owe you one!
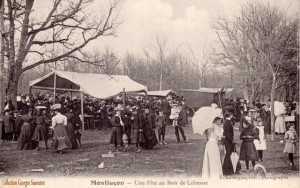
[0,124,299,177]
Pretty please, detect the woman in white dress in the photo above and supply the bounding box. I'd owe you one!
[275,115,286,134]
[202,117,223,178]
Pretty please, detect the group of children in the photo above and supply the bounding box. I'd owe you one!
[239,109,297,171]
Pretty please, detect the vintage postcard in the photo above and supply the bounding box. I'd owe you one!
[0,0,299,188]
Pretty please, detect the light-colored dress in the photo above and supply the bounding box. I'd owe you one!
[202,125,223,178]
[283,130,297,153]
[254,126,267,150]
[51,113,70,151]
[275,115,285,134]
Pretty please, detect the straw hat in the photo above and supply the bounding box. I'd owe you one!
[248,108,257,112]
[211,103,218,109]
[114,104,124,111]
[35,105,47,110]
[51,103,61,110]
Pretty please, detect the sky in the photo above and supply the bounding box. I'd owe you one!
[34,0,300,62]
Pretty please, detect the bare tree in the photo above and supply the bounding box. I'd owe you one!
[154,35,167,91]
[0,0,120,106]
[215,2,298,138]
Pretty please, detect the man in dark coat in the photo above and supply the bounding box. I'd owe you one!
[176,105,187,143]
[222,112,235,175]
[161,99,171,125]
[131,106,143,152]
[261,105,271,135]
[109,106,124,151]
[123,107,132,144]
[140,108,158,149]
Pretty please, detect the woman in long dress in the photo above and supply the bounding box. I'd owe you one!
[275,115,286,135]
[239,117,258,170]
[140,108,158,149]
[32,109,49,150]
[202,117,223,178]
[51,104,70,154]
[17,112,37,150]
[65,108,78,149]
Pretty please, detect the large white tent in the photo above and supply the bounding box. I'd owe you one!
[29,70,147,99]
[29,70,147,130]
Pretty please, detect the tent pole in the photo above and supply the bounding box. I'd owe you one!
[218,89,225,119]
[53,71,56,103]
[80,91,84,131]
[122,88,126,107]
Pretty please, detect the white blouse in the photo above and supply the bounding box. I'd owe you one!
[51,112,67,128]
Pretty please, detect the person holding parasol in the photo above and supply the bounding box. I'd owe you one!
[192,103,224,178]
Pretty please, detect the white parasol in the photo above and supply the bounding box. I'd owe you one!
[192,104,222,135]
[230,152,239,173]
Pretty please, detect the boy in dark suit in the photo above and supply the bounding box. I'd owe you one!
[222,112,234,175]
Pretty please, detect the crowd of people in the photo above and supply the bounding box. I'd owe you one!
[202,99,299,178]
[0,92,298,177]
[0,93,189,154]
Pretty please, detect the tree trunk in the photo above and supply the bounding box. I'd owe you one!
[0,0,4,113]
[270,73,276,141]
[159,65,163,91]
[6,68,20,108]
[249,81,255,107]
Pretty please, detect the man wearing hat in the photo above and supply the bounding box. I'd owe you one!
[50,104,70,154]
[32,107,49,150]
[222,111,235,175]
[131,105,143,152]
[109,104,124,151]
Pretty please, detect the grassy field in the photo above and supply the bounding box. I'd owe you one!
[0,124,299,177]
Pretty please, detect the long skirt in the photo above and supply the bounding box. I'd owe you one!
[14,117,23,139]
[254,139,267,150]
[140,127,158,149]
[0,119,3,140]
[4,118,14,134]
[263,116,271,135]
[53,125,70,151]
[275,116,285,134]
[202,139,223,178]
[17,123,36,150]
[222,140,234,175]
[239,141,258,161]
[131,128,139,144]
[32,124,48,141]
[66,123,78,149]
[283,142,296,153]
[110,126,123,147]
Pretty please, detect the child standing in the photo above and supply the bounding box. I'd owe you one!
[239,116,259,170]
[156,111,167,145]
[283,125,297,168]
[254,117,267,161]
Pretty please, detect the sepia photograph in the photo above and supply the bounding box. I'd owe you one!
[0,0,299,187]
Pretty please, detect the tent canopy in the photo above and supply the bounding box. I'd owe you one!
[180,87,233,94]
[177,87,234,109]
[29,70,147,99]
[147,90,174,97]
